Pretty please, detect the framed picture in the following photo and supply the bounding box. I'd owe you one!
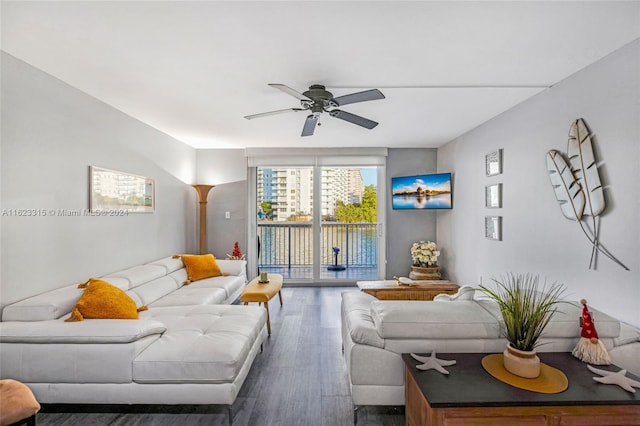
[485,183,502,208]
[485,216,502,241]
[90,166,155,213]
[485,149,503,177]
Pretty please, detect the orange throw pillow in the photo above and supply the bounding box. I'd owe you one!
[174,254,223,284]
[65,278,146,322]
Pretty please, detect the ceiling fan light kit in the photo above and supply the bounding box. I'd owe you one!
[244,83,385,136]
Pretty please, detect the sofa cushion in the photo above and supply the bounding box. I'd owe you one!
[2,284,83,321]
[186,275,245,300]
[103,264,167,289]
[65,279,143,322]
[0,319,166,343]
[134,305,266,383]
[371,300,501,340]
[146,256,185,274]
[127,276,181,307]
[433,285,475,301]
[614,322,640,347]
[475,299,621,339]
[149,287,227,307]
[216,259,247,280]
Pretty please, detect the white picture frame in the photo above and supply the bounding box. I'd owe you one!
[485,216,502,241]
[485,149,503,177]
[90,166,155,213]
[485,183,502,208]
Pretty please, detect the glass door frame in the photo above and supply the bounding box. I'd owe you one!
[246,151,387,284]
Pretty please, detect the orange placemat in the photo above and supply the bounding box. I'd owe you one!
[481,354,568,394]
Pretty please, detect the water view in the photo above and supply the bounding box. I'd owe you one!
[392,193,452,209]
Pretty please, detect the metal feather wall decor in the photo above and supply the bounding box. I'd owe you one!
[546,118,628,271]
[546,149,585,221]
[567,118,606,268]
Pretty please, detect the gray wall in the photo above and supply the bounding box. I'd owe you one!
[385,148,439,279]
[206,180,248,260]
[196,149,248,260]
[437,40,640,328]
[1,53,198,307]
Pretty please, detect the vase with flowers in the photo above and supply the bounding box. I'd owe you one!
[409,240,441,280]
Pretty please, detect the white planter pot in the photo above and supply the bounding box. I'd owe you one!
[503,343,541,379]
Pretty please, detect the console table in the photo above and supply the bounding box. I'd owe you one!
[357,280,458,300]
[403,352,640,426]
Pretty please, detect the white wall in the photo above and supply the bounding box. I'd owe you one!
[437,40,640,328]
[196,149,247,184]
[1,52,198,307]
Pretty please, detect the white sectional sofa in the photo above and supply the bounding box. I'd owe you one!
[0,256,267,424]
[341,289,640,421]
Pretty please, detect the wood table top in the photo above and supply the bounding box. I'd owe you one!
[357,280,457,291]
[403,352,640,408]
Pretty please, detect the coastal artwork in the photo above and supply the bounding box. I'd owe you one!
[391,173,452,209]
[90,166,155,213]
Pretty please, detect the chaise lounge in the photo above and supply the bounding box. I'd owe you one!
[0,256,267,424]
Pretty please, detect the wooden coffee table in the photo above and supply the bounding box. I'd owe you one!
[240,274,283,336]
[357,279,459,300]
[403,352,640,426]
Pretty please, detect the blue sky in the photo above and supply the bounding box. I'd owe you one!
[361,168,377,187]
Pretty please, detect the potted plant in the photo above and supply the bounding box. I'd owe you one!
[479,273,565,378]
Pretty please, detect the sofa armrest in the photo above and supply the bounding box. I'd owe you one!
[0,319,166,343]
[217,259,247,281]
[341,291,385,348]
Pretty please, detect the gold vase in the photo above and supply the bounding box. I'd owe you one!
[409,266,441,280]
[503,343,540,378]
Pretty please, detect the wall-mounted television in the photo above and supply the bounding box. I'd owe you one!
[391,172,452,209]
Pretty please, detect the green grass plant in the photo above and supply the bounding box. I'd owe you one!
[479,273,566,352]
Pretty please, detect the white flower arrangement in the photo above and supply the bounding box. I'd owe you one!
[410,240,440,267]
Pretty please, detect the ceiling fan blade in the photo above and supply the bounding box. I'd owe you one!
[301,115,319,136]
[244,108,306,120]
[269,83,312,101]
[329,110,378,129]
[331,89,385,107]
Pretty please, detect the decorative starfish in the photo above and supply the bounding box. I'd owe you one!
[587,365,640,393]
[411,351,457,375]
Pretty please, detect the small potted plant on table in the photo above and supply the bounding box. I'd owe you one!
[479,273,565,378]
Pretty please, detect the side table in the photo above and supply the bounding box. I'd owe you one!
[403,352,640,426]
[357,280,459,300]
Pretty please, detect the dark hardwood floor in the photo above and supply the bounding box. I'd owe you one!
[37,287,405,425]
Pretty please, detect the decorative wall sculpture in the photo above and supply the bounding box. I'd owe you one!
[545,118,628,270]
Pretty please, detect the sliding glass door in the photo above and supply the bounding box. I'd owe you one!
[319,167,378,280]
[254,164,383,283]
[256,167,314,280]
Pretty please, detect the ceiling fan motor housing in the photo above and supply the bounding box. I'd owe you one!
[303,84,334,103]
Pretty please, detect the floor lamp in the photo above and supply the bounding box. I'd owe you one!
[192,184,215,254]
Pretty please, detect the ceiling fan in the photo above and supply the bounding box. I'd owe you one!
[244,84,385,136]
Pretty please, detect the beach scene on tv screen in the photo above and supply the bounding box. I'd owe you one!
[392,173,452,209]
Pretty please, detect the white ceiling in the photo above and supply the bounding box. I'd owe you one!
[2,1,639,149]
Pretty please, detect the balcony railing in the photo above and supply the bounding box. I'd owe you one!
[257,222,378,270]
